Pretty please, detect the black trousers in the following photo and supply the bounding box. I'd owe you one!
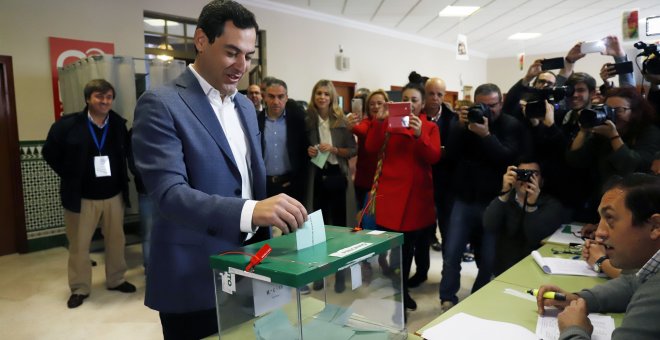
[312,164,346,226]
[159,308,217,340]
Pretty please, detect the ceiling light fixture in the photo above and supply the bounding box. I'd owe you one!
[508,33,542,40]
[438,6,480,17]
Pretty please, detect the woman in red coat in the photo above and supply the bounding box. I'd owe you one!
[365,82,441,311]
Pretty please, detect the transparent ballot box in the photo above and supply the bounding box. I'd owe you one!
[210,226,406,339]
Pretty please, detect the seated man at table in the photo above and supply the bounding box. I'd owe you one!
[536,173,660,340]
[483,158,569,275]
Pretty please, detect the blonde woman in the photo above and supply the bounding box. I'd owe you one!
[305,80,357,292]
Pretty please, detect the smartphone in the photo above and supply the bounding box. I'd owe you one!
[387,102,413,135]
[580,40,605,54]
[613,61,633,75]
[351,98,363,116]
[541,57,565,70]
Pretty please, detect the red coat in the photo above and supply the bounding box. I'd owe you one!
[352,117,378,190]
[365,115,441,231]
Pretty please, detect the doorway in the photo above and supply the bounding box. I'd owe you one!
[0,55,28,255]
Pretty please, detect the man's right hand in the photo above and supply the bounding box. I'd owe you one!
[536,284,579,315]
[457,106,469,127]
[501,165,517,195]
[523,59,543,85]
[307,146,318,158]
[253,194,308,234]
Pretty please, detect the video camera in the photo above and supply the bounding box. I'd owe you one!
[514,169,535,182]
[634,41,660,75]
[522,86,569,119]
[578,104,615,128]
[467,103,491,124]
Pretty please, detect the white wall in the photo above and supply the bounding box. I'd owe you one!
[0,0,488,141]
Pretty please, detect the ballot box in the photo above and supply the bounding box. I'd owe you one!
[210,226,406,340]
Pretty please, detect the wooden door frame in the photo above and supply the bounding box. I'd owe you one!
[0,55,28,254]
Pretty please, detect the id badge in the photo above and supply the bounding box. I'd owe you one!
[94,156,111,177]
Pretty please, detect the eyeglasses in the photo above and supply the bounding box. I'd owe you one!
[551,244,583,255]
[536,79,555,87]
[611,107,631,115]
[483,102,501,109]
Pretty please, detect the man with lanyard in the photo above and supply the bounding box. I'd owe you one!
[43,79,134,309]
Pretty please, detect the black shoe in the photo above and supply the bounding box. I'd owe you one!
[462,252,475,262]
[404,294,417,311]
[67,294,89,308]
[431,241,442,252]
[91,259,97,267]
[312,280,324,291]
[108,281,136,293]
[407,274,427,288]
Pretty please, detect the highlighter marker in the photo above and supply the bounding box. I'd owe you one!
[526,289,567,301]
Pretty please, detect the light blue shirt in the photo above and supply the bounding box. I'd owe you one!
[264,109,292,176]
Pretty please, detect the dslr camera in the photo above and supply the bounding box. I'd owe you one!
[634,41,660,75]
[522,86,568,119]
[578,104,615,128]
[514,169,535,182]
[467,103,491,124]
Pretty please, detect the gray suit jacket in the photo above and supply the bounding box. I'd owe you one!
[132,69,266,313]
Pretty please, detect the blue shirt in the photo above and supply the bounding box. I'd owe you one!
[264,110,292,176]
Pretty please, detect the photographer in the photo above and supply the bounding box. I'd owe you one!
[483,159,569,275]
[439,83,529,312]
[502,59,557,122]
[567,87,660,215]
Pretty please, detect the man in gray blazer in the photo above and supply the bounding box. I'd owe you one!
[132,1,307,339]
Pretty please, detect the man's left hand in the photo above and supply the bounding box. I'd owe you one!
[467,117,490,137]
[591,120,618,138]
[558,299,593,335]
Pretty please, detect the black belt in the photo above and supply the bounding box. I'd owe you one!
[267,173,291,184]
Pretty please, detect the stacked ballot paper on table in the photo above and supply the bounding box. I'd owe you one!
[536,309,615,340]
[531,251,604,277]
[421,313,537,340]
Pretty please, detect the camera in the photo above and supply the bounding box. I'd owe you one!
[514,169,535,182]
[634,41,660,75]
[578,104,615,128]
[522,86,568,119]
[467,103,491,124]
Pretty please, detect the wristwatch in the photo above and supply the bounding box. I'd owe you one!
[593,256,608,273]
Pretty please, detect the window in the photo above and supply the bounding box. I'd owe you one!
[143,11,197,62]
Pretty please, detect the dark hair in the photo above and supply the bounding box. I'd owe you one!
[355,87,371,99]
[197,0,258,45]
[604,173,660,226]
[654,151,660,162]
[408,71,429,86]
[265,77,288,92]
[515,156,544,174]
[402,82,425,101]
[474,83,502,102]
[84,79,115,100]
[604,86,657,139]
[566,72,596,93]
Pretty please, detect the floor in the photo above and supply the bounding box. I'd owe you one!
[0,240,477,339]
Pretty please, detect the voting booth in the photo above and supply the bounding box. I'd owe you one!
[210,225,406,339]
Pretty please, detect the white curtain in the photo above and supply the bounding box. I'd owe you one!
[57,55,136,124]
[147,59,186,89]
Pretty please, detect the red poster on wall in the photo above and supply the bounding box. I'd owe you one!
[49,37,114,120]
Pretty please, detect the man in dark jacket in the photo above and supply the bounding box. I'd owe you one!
[43,79,135,309]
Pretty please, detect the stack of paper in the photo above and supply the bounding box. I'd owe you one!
[536,311,615,340]
[421,313,538,340]
[531,251,603,277]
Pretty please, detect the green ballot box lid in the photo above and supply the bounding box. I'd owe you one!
[210,226,403,287]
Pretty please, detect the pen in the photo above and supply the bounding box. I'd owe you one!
[526,289,566,301]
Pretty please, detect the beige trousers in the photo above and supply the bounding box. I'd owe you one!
[63,194,127,295]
